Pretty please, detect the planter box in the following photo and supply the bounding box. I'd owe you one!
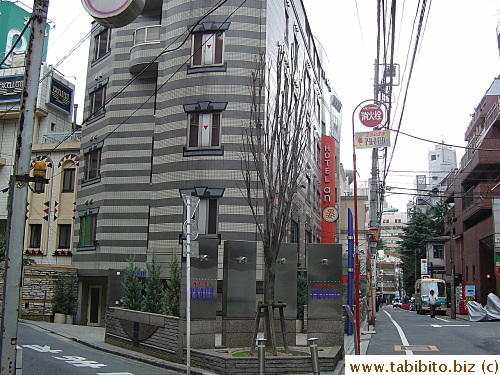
[105,307,342,374]
[53,313,65,324]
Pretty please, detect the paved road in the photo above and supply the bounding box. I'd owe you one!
[18,322,182,375]
[366,305,500,355]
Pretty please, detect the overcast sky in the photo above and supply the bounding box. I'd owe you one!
[41,0,499,212]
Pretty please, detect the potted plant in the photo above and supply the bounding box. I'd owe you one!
[52,273,78,324]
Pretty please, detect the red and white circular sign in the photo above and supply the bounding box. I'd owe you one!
[322,206,339,223]
[359,104,384,128]
[82,0,145,28]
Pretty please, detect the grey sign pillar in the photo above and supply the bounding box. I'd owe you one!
[274,243,298,345]
[180,237,219,348]
[307,244,344,346]
[222,240,257,347]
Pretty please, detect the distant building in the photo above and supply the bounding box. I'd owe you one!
[420,236,448,280]
[376,261,399,303]
[378,211,407,261]
[409,144,457,212]
[443,76,500,304]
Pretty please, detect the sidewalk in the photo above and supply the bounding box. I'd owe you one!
[20,319,367,375]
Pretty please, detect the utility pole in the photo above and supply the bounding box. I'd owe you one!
[449,217,456,319]
[1,1,49,373]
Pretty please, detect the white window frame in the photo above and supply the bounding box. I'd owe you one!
[188,112,221,149]
[191,31,225,67]
[192,198,218,235]
[94,28,111,61]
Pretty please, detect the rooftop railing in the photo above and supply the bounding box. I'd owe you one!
[42,131,81,144]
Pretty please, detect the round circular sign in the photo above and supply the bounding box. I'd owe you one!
[359,104,384,128]
[82,0,145,28]
[322,206,339,223]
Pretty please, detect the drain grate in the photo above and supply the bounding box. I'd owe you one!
[395,345,439,351]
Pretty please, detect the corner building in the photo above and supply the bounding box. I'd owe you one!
[75,0,339,325]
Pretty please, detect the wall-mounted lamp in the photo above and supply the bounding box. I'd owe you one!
[277,258,286,264]
[199,254,209,262]
[235,256,248,264]
[321,258,329,266]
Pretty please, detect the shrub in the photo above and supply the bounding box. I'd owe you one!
[142,253,165,314]
[164,255,181,316]
[122,258,144,311]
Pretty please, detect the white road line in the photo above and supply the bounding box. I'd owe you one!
[383,310,414,355]
[431,324,470,327]
[435,317,449,322]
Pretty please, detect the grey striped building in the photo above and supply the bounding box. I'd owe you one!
[74,0,341,326]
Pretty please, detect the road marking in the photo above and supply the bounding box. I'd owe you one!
[53,355,107,368]
[435,317,449,322]
[22,344,62,353]
[431,324,470,327]
[383,310,413,355]
[395,345,439,351]
[97,373,135,375]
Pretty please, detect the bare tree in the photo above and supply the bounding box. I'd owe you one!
[241,44,311,317]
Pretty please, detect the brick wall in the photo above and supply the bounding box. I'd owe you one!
[0,265,76,321]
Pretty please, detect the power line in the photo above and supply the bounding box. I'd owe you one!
[389,128,500,151]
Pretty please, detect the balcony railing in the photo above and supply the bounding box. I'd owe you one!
[42,131,81,144]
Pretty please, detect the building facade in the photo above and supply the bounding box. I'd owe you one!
[443,76,500,305]
[0,62,77,259]
[75,0,339,325]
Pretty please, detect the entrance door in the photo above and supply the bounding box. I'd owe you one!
[87,285,101,326]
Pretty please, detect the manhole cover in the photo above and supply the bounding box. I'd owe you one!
[394,345,438,351]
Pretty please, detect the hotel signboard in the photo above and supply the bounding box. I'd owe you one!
[321,134,337,243]
[0,75,23,103]
[48,78,73,114]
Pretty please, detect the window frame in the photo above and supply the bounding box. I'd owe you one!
[29,224,42,248]
[187,112,222,150]
[192,198,219,235]
[191,31,225,68]
[89,85,106,119]
[83,143,103,183]
[78,212,98,247]
[62,168,76,192]
[433,244,444,259]
[58,224,72,249]
[93,28,111,61]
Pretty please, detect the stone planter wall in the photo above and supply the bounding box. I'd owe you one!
[105,307,342,374]
[0,265,76,321]
[105,307,184,363]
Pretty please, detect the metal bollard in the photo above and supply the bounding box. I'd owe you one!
[308,338,320,375]
[257,338,267,375]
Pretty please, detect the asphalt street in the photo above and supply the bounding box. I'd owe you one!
[18,322,182,375]
[366,305,500,355]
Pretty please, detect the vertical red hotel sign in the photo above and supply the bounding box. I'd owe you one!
[321,134,338,243]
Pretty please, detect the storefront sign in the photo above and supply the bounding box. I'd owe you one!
[321,135,337,243]
[0,1,49,67]
[355,130,391,149]
[0,74,23,102]
[48,78,73,114]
